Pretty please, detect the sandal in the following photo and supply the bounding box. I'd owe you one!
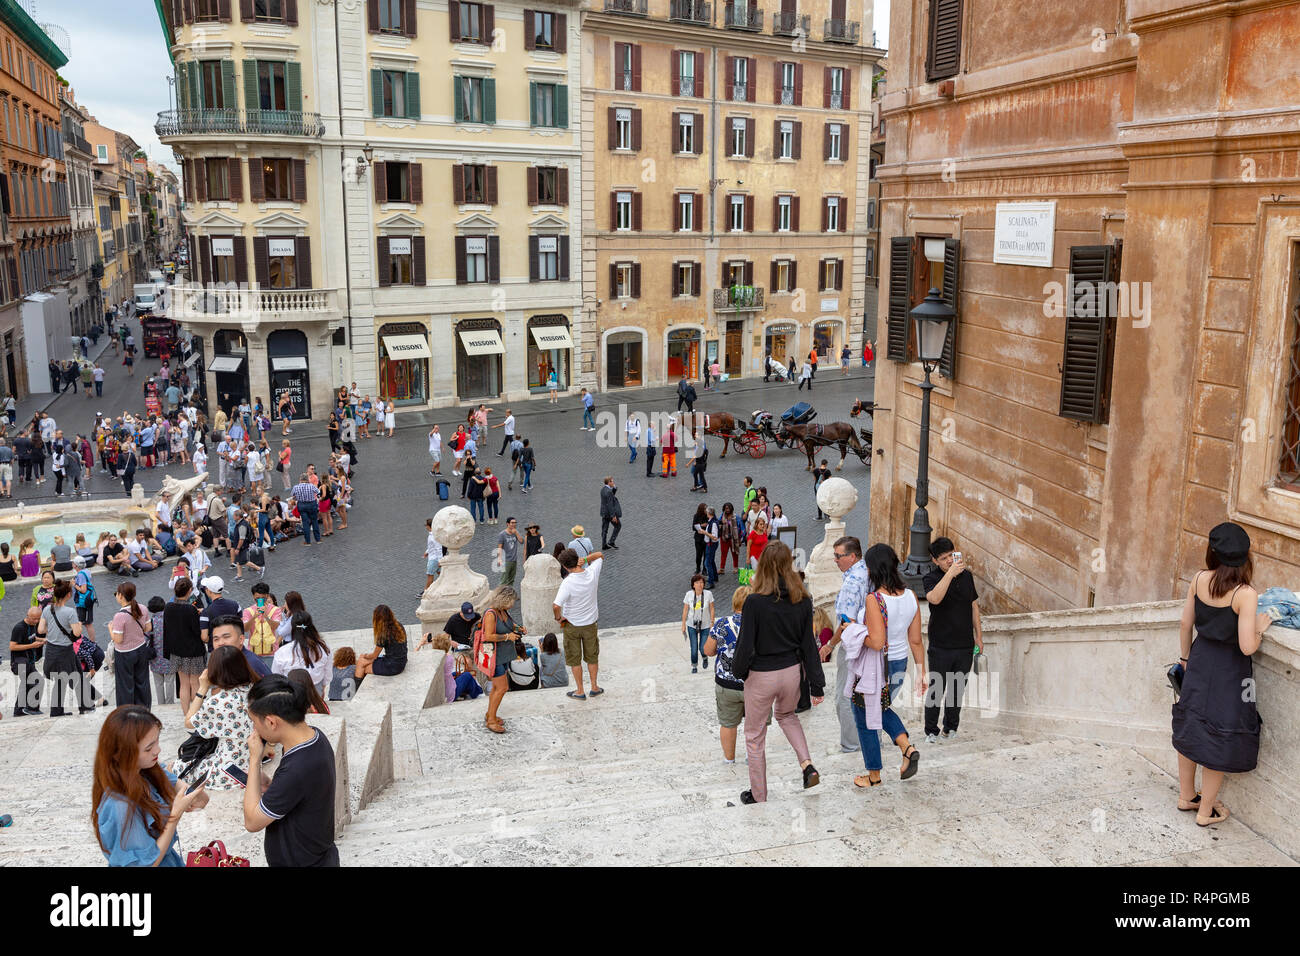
[802,763,820,789]
[1197,804,1230,827]
[485,717,504,734]
[853,775,882,789]
[566,690,587,700]
[900,746,920,780]
[1177,792,1203,812]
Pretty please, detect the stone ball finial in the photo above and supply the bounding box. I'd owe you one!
[432,505,476,551]
[816,476,858,520]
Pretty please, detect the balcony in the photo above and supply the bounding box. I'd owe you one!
[713,286,764,312]
[669,0,711,23]
[823,17,860,43]
[603,0,647,15]
[772,11,808,36]
[155,109,325,139]
[778,86,796,105]
[169,283,339,324]
[64,131,92,155]
[724,3,763,31]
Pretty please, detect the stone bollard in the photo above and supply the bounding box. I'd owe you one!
[521,553,562,637]
[805,476,859,613]
[417,506,490,630]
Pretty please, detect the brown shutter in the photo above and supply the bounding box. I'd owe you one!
[253,236,270,286]
[770,260,778,291]
[843,68,852,109]
[632,192,642,231]
[523,9,535,49]
[886,236,917,361]
[239,0,253,21]
[528,235,539,281]
[292,160,307,202]
[747,59,756,101]
[631,110,641,150]
[790,260,798,290]
[823,67,831,108]
[631,262,641,298]
[794,64,803,105]
[835,258,843,291]
[842,125,850,159]
[485,166,497,204]
[823,124,831,159]
[296,237,312,288]
[184,159,194,202]
[693,114,704,153]
[693,193,702,231]
[772,195,780,233]
[373,161,387,202]
[555,14,566,53]
[672,262,681,297]
[200,236,213,285]
[285,0,298,26]
[938,237,961,378]
[773,62,782,104]
[791,196,800,232]
[449,1,461,41]
[233,236,248,284]
[403,0,417,36]
[839,198,847,232]
[607,107,618,149]
[821,198,829,232]
[410,162,423,203]
[248,158,265,202]
[412,236,427,285]
[745,118,754,157]
[744,195,753,232]
[793,122,802,159]
[559,235,570,281]
[455,236,467,283]
[482,4,493,44]
[692,262,701,296]
[724,57,734,100]
[218,0,232,22]
[452,164,465,204]
[631,45,642,91]
[526,166,538,205]
[557,168,569,205]
[695,53,704,97]
[609,261,617,296]
[743,261,753,286]
[671,110,680,148]
[672,52,681,97]
[610,191,618,229]
[377,236,392,287]
[1058,242,1118,422]
[772,119,781,157]
[926,0,964,83]
[368,0,380,33]
[195,160,208,202]
[487,236,500,281]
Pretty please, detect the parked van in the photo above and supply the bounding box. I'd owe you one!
[134,282,158,314]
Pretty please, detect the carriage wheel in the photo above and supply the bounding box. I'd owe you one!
[749,438,768,459]
[736,433,764,458]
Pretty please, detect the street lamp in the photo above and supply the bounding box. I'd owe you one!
[900,287,955,598]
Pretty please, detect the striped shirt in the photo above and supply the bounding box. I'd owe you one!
[291,481,319,506]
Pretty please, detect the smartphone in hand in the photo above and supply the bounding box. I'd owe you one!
[222,764,249,789]
[186,771,209,794]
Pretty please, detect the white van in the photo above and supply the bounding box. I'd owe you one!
[134,282,158,314]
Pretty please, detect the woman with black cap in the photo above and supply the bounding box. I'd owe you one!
[1171,521,1270,827]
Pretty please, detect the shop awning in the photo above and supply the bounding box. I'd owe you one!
[270,356,309,372]
[382,334,431,360]
[209,356,244,373]
[529,325,573,350]
[458,329,504,356]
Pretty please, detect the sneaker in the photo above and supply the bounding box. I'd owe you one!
[740,790,757,805]
[839,744,861,753]
[943,730,958,739]
[691,666,697,674]
[703,658,710,669]
[925,733,939,744]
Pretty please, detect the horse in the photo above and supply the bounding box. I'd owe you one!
[701,411,742,457]
[781,421,866,471]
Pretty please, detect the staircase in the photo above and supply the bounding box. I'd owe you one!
[336,623,1294,867]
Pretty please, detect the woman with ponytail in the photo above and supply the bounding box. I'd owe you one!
[110,581,155,706]
[271,611,331,696]
[93,705,208,866]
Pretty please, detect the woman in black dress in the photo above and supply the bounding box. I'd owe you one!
[524,523,544,560]
[1172,522,1269,827]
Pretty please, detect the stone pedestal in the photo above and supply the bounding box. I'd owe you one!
[805,476,859,612]
[521,553,562,637]
[416,506,489,629]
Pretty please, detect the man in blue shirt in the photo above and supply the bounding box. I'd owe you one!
[819,536,872,753]
[581,388,596,430]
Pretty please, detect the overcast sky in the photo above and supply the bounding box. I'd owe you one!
[39,0,889,175]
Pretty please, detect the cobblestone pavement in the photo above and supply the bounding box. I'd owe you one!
[2,347,879,633]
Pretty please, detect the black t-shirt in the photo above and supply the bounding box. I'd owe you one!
[103,542,126,565]
[163,601,205,658]
[443,612,480,647]
[259,729,340,867]
[9,619,41,666]
[922,568,979,649]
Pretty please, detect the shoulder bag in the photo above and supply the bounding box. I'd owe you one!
[185,840,250,868]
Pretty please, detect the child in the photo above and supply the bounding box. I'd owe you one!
[813,607,833,658]
[328,647,361,702]
[146,596,176,705]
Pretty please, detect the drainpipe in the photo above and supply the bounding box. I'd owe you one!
[333,0,354,373]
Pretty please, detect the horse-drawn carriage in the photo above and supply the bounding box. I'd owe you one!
[701,399,883,469]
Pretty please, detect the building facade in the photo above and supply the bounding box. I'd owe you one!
[61,90,100,338]
[872,0,1300,614]
[584,0,881,390]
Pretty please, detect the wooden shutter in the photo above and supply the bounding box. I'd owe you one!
[790,260,798,290]
[523,9,535,49]
[746,58,757,102]
[745,118,755,157]
[218,0,232,21]
[838,198,846,232]
[285,0,298,26]
[455,236,467,283]
[559,236,570,281]
[195,160,209,202]
[695,54,704,97]
[248,158,265,202]
[631,45,642,91]
[557,168,569,205]
[886,236,917,361]
[452,165,465,204]
[483,78,496,123]
[692,262,701,296]
[449,1,461,40]
[672,262,682,297]
[743,261,753,286]
[412,236,427,285]
[405,72,421,119]
[296,237,312,288]
[286,61,302,112]
[772,119,781,159]
[821,198,828,232]
[404,0,417,37]
[410,162,423,203]
[368,0,380,32]
[482,5,494,44]
[632,193,642,230]
[610,191,618,229]
[292,159,306,202]
[555,13,566,53]
[370,68,383,116]
[609,262,617,296]
[200,236,213,286]
[487,236,500,282]
[724,57,734,100]
[672,52,681,97]
[528,237,542,284]
[793,122,802,159]
[184,159,194,202]
[744,196,754,232]
[842,125,850,160]
[485,166,498,204]
[831,0,845,17]
[791,196,800,232]
[1058,243,1119,423]
[233,236,248,284]
[607,107,618,149]
[823,67,831,108]
[938,238,960,378]
[527,166,538,205]
[253,236,269,286]
[794,63,803,105]
[631,110,642,150]
[835,258,844,291]
[770,260,778,291]
[773,62,782,104]
[843,69,852,109]
[243,59,259,112]
[221,59,237,109]
[377,236,392,287]
[772,195,780,232]
[693,193,702,231]
[373,161,387,202]
[631,263,641,298]
[926,0,964,83]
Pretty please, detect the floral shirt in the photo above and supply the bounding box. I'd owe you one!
[709,612,743,687]
[173,685,253,790]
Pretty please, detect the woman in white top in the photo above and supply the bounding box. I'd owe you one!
[768,504,789,532]
[681,574,715,673]
[384,402,396,437]
[272,609,331,695]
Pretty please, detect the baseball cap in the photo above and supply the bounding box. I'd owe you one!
[200,575,225,593]
[461,601,475,615]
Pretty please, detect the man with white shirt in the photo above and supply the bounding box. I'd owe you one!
[39,413,56,444]
[126,529,162,571]
[183,537,211,592]
[553,548,605,699]
[216,436,231,488]
[427,425,442,476]
[644,421,657,478]
[155,491,174,533]
[625,414,641,464]
[493,409,516,457]
[423,517,441,592]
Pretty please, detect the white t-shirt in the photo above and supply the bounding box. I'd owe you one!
[156,501,172,525]
[555,557,603,627]
[682,589,714,627]
[769,514,789,531]
[92,366,104,382]
[272,640,332,692]
[425,531,440,559]
[126,539,150,559]
[503,414,515,436]
[428,431,441,455]
[879,589,919,661]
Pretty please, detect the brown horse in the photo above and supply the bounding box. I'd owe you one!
[702,412,742,457]
[782,421,866,471]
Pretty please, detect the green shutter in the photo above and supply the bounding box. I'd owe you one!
[528,81,537,126]
[221,60,236,111]
[371,68,383,117]
[286,61,302,113]
[405,71,420,119]
[484,78,496,124]
[178,63,192,110]
[453,76,464,123]
[556,84,568,128]
[243,59,259,112]
[187,62,200,111]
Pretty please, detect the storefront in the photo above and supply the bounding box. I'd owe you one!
[456,318,503,400]
[666,327,702,380]
[268,329,311,420]
[527,315,572,393]
[378,321,431,407]
[813,319,843,361]
[210,329,250,410]
[605,329,643,388]
[764,322,798,366]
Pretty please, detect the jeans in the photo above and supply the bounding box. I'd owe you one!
[692,464,707,490]
[629,442,637,463]
[299,503,321,543]
[583,407,596,428]
[521,462,533,490]
[703,542,718,585]
[454,672,483,699]
[95,381,103,396]
[469,497,485,522]
[257,511,273,547]
[686,625,707,665]
[114,644,152,707]
[852,696,908,773]
[486,494,499,520]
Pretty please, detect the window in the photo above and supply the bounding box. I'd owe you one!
[780,62,796,104]
[724,261,747,286]
[731,117,746,157]
[828,67,844,109]
[615,262,636,298]
[381,70,406,117]
[254,0,285,20]
[530,11,555,48]
[615,108,632,149]
[677,193,694,231]
[679,51,696,96]
[615,191,633,230]
[531,82,566,128]
[825,196,841,232]
[676,112,695,153]
[535,235,559,280]
[205,159,230,201]
[732,56,748,101]
[615,42,639,92]
[388,237,413,285]
[377,0,405,33]
[778,120,794,159]
[674,261,695,297]
[535,166,558,204]
[820,257,842,291]
[865,246,875,278]
[867,199,875,229]
[212,236,238,283]
[729,194,745,232]
[262,158,291,200]
[459,2,484,42]
[777,195,792,231]
[925,0,964,83]
[773,259,794,292]
[464,235,489,282]
[258,62,288,112]
[193,0,220,21]
[828,123,843,160]
[385,162,411,202]
[455,76,490,123]
[460,164,490,203]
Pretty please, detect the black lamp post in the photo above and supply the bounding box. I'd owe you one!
[900,288,955,598]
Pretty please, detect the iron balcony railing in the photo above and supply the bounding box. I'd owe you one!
[824,17,860,43]
[724,3,763,31]
[669,0,711,24]
[603,0,648,14]
[779,86,795,105]
[714,286,764,312]
[64,131,92,154]
[679,76,696,96]
[772,11,808,36]
[828,90,843,109]
[155,108,325,138]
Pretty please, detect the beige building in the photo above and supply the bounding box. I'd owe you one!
[584,0,881,389]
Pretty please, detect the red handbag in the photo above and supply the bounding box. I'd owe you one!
[185,840,251,868]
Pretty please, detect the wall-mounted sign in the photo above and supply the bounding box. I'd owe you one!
[537,236,557,253]
[211,238,234,257]
[821,297,838,313]
[388,237,411,256]
[268,238,296,257]
[465,237,487,254]
[994,201,1056,268]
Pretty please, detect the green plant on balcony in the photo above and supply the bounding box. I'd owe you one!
[728,284,759,308]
